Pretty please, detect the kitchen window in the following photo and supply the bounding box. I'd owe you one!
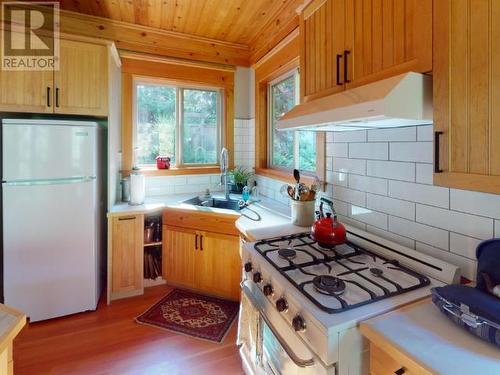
[134,79,222,168]
[268,70,316,172]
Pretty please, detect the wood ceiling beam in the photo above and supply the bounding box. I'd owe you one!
[58,9,251,66]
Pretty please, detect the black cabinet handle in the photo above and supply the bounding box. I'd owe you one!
[336,54,343,86]
[46,87,51,107]
[200,235,203,251]
[195,234,198,250]
[344,50,351,83]
[394,368,405,375]
[434,131,443,173]
[55,88,59,108]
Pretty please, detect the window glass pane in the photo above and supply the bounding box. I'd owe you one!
[298,131,316,172]
[271,76,296,169]
[136,84,176,165]
[182,89,219,164]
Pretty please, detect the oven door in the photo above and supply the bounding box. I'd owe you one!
[240,283,334,375]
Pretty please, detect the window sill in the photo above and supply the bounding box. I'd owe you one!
[122,166,221,177]
[255,168,317,185]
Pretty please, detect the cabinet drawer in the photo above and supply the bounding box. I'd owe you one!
[163,208,239,236]
[370,343,414,375]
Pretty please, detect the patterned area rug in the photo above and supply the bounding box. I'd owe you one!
[136,288,240,343]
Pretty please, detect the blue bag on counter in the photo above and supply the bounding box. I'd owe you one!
[431,238,500,348]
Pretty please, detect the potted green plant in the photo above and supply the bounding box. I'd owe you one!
[229,167,253,193]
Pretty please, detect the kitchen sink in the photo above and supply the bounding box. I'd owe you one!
[182,196,243,211]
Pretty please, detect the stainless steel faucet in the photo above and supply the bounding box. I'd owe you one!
[220,147,230,200]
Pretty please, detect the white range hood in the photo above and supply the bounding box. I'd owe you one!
[277,72,433,132]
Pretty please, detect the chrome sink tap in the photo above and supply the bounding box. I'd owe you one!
[220,147,230,200]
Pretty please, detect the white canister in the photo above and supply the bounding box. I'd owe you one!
[290,200,316,227]
[129,172,145,205]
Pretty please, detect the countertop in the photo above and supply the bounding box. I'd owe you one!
[109,193,306,239]
[360,299,500,375]
[0,304,26,353]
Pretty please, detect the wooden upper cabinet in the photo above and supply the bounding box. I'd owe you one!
[111,214,144,298]
[55,39,108,116]
[433,0,500,194]
[345,0,432,88]
[0,69,53,113]
[299,0,432,102]
[301,0,346,101]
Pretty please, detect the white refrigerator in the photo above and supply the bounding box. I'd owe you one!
[2,119,103,322]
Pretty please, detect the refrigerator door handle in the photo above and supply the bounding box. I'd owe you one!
[3,176,96,186]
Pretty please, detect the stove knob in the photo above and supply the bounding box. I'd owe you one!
[276,298,288,312]
[263,284,274,296]
[253,272,262,283]
[292,315,306,332]
[244,262,252,272]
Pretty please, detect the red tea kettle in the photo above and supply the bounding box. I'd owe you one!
[311,198,347,248]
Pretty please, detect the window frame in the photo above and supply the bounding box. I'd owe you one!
[132,76,224,169]
[267,68,316,173]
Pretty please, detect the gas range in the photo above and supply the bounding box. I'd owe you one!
[238,224,460,375]
[252,232,431,314]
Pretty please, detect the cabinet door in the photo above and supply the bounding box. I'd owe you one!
[301,0,346,102]
[345,0,432,88]
[111,214,144,298]
[434,0,500,194]
[163,226,197,288]
[54,39,108,116]
[196,232,241,301]
[0,68,53,113]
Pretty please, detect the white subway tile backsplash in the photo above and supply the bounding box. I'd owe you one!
[326,156,333,171]
[366,193,415,220]
[349,142,388,160]
[416,204,493,240]
[417,125,433,141]
[389,180,449,208]
[327,142,348,157]
[186,175,211,185]
[338,214,367,231]
[367,160,415,181]
[389,216,449,250]
[415,242,477,280]
[332,199,349,216]
[333,157,367,175]
[333,130,367,143]
[449,233,482,259]
[416,163,433,184]
[450,189,500,220]
[334,186,366,206]
[349,205,388,230]
[496,220,500,237]
[327,171,348,187]
[368,127,416,142]
[366,225,416,249]
[326,132,334,143]
[390,142,433,163]
[349,175,388,195]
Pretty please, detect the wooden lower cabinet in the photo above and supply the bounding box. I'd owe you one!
[109,214,144,301]
[370,343,413,375]
[163,225,241,301]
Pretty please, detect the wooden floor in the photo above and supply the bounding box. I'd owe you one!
[13,285,244,375]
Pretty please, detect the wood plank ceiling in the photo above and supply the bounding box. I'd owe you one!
[59,0,300,50]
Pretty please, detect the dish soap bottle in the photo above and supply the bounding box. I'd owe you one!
[242,186,250,202]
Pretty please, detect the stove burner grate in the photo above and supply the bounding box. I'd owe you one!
[278,247,297,260]
[313,275,346,295]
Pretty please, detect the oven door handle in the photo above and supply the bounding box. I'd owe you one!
[241,283,315,368]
